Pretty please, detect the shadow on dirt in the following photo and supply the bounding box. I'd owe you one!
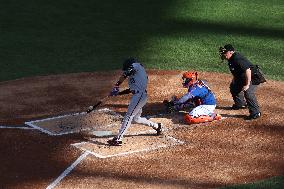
[72,168,224,189]
[220,114,247,119]
[0,130,86,188]
[216,106,233,110]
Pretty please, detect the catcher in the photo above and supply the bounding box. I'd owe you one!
[164,71,221,124]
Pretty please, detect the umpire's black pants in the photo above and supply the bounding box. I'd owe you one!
[230,81,260,115]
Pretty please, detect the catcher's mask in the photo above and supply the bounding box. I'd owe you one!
[219,44,234,60]
[182,71,198,87]
[122,58,137,76]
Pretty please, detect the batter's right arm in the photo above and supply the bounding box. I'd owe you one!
[109,74,128,96]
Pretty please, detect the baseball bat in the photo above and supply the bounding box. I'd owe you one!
[86,96,109,113]
[86,88,130,113]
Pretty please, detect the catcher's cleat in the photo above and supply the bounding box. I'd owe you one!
[210,113,222,121]
[107,137,122,146]
[154,123,162,136]
[163,99,169,104]
[214,114,222,121]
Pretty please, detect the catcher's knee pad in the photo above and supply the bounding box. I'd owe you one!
[184,114,214,124]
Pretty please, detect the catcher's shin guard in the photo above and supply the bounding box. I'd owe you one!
[184,114,213,124]
[184,114,222,124]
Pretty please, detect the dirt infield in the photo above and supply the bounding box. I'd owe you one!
[0,70,284,189]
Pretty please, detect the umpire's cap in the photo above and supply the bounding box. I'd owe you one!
[219,44,235,54]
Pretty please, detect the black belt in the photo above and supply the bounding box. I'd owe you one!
[131,90,147,94]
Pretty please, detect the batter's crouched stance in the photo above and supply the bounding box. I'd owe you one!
[167,71,221,124]
[219,44,261,120]
[107,58,162,146]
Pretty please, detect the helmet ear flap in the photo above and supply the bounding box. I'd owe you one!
[122,58,137,76]
[182,78,190,87]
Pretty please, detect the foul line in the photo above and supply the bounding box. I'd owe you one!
[0,126,34,130]
[46,151,89,189]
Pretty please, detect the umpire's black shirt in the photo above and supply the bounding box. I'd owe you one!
[228,52,253,84]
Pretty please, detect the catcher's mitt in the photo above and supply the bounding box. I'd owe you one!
[163,99,196,113]
[163,100,176,113]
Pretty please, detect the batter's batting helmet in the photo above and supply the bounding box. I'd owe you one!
[122,58,137,76]
[182,71,198,87]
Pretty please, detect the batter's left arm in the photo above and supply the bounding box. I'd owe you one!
[177,93,193,104]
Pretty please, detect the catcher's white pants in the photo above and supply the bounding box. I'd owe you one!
[116,92,158,141]
[189,105,216,117]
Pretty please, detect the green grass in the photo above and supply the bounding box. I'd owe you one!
[0,0,283,82]
[220,176,284,189]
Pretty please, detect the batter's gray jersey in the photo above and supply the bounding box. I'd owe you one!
[116,62,158,141]
[128,63,148,92]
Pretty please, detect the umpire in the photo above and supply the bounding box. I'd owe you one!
[219,44,261,119]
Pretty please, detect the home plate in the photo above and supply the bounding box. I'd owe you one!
[72,134,184,158]
[90,131,113,137]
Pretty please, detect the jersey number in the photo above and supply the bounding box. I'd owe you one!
[130,78,135,84]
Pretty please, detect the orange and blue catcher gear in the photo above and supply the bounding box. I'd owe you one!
[184,114,222,124]
[182,71,198,88]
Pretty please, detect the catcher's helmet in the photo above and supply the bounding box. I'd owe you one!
[122,58,137,76]
[182,71,198,87]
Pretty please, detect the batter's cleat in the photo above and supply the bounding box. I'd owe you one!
[154,123,162,136]
[246,112,261,120]
[107,137,122,146]
[231,104,247,110]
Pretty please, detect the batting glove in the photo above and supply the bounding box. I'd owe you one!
[110,86,120,96]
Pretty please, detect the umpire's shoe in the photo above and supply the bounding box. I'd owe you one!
[107,137,122,146]
[154,123,162,136]
[246,112,261,120]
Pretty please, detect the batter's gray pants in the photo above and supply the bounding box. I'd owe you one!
[116,92,158,141]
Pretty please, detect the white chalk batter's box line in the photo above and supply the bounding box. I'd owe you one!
[24,108,121,136]
[0,125,35,130]
[71,135,184,159]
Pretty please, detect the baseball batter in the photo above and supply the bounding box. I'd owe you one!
[107,58,162,146]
